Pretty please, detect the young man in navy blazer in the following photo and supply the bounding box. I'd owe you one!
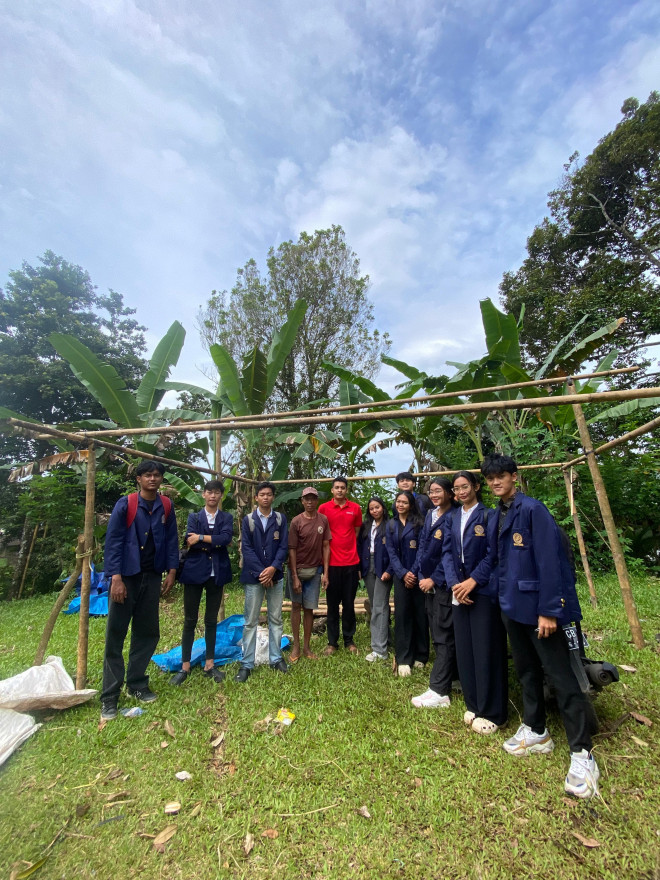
[236,481,289,682]
[101,460,179,720]
[482,453,599,799]
[171,480,233,686]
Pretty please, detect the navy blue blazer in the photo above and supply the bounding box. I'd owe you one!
[358,520,392,579]
[240,510,288,584]
[487,493,582,626]
[179,509,233,587]
[413,507,455,590]
[104,493,179,577]
[385,517,421,580]
[442,502,494,597]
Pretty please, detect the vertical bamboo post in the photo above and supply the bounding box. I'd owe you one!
[566,379,644,648]
[16,523,39,600]
[76,444,97,688]
[562,466,597,608]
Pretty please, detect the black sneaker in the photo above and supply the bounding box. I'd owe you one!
[204,667,226,683]
[101,699,118,720]
[127,686,158,703]
[170,670,190,686]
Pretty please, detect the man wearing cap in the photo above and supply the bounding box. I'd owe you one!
[287,487,331,662]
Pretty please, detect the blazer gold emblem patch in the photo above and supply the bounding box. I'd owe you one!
[409,539,417,549]
[434,529,442,540]
[274,531,280,540]
[474,524,485,536]
[513,532,524,546]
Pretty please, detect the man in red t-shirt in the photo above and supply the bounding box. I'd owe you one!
[318,477,363,655]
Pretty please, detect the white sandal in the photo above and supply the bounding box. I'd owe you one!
[463,710,476,726]
[471,717,499,735]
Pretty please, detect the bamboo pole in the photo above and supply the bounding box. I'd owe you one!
[66,365,642,436]
[562,467,597,608]
[564,413,660,467]
[214,429,226,622]
[16,523,39,600]
[76,444,97,688]
[22,385,658,438]
[34,535,86,665]
[566,379,644,648]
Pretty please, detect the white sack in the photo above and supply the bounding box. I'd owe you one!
[0,708,40,766]
[0,655,97,712]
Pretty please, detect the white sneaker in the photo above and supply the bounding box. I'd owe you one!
[365,651,386,663]
[413,661,425,669]
[565,749,600,799]
[503,723,555,756]
[397,664,411,677]
[463,710,476,726]
[412,690,450,708]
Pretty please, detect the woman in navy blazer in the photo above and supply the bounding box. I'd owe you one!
[386,490,428,676]
[443,471,507,734]
[410,477,460,708]
[172,481,233,685]
[358,496,392,661]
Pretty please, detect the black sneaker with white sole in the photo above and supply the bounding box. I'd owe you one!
[127,686,158,703]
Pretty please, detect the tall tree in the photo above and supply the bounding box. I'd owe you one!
[197,226,390,411]
[0,251,147,461]
[500,93,660,368]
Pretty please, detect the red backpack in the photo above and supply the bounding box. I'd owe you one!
[126,492,173,528]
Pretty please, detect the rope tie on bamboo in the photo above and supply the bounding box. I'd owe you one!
[76,549,94,559]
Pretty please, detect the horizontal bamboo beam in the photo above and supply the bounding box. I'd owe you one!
[50,386,659,436]
[66,365,642,438]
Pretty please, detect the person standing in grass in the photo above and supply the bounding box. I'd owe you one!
[318,477,363,656]
[171,480,233,686]
[481,453,599,799]
[101,460,179,720]
[358,496,392,662]
[386,489,428,677]
[443,471,508,734]
[287,487,331,662]
[410,477,459,707]
[236,481,289,682]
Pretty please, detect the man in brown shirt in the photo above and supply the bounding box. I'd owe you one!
[287,487,331,661]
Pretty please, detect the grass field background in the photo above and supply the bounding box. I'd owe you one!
[1,573,659,880]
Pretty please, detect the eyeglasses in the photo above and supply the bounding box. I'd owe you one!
[453,484,473,492]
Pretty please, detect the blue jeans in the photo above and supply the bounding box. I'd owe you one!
[241,581,283,669]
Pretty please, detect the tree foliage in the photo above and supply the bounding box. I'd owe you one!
[197,226,390,411]
[500,93,660,367]
[0,252,147,461]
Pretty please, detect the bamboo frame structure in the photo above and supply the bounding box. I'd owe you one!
[4,370,658,678]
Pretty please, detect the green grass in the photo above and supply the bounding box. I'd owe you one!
[1,574,660,880]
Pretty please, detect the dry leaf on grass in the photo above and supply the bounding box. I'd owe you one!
[164,802,181,815]
[9,856,50,879]
[210,732,225,748]
[356,805,372,819]
[631,735,649,748]
[190,803,202,818]
[413,777,422,788]
[243,832,255,856]
[163,720,176,738]
[630,712,652,727]
[160,741,169,749]
[75,803,90,818]
[619,664,637,673]
[105,768,123,781]
[137,833,156,839]
[152,824,177,853]
[145,721,159,732]
[97,719,107,732]
[262,829,279,839]
[570,831,600,848]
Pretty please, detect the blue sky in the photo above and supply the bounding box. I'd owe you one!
[1,0,659,418]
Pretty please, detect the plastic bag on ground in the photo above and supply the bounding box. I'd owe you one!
[0,656,97,712]
[0,708,40,766]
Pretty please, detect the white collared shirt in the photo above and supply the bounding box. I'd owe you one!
[460,503,478,562]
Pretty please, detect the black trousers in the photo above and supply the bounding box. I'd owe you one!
[503,613,593,752]
[425,589,457,696]
[454,593,508,725]
[394,576,429,667]
[181,578,224,663]
[102,571,161,700]
[326,565,359,647]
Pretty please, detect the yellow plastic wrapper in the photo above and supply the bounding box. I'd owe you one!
[276,708,295,726]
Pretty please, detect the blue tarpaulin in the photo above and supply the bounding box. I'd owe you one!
[64,594,109,616]
[151,614,289,671]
